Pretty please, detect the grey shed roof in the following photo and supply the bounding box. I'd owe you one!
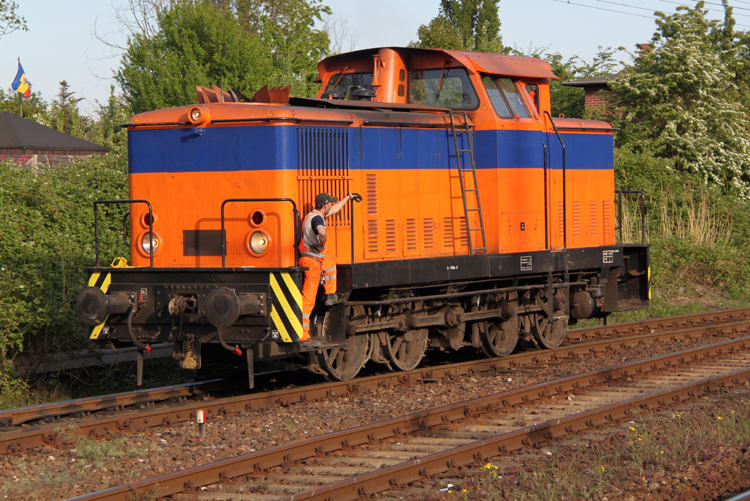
[0,111,109,152]
[562,72,621,87]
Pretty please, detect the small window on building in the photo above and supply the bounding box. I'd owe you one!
[324,72,374,99]
[482,75,532,119]
[409,67,479,110]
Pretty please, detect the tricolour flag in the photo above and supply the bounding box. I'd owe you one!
[12,60,30,98]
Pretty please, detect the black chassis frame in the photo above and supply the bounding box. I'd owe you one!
[341,243,649,313]
[88,267,307,362]
[88,242,648,357]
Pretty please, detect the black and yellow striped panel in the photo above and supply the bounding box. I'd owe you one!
[87,271,112,340]
[269,272,303,343]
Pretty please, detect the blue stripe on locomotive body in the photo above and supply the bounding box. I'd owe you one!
[128,125,613,174]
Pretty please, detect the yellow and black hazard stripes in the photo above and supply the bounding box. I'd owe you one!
[87,271,112,340]
[269,272,303,343]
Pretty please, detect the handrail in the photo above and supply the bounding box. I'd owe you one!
[220,198,300,268]
[615,190,647,244]
[93,200,153,268]
[542,142,549,250]
[361,120,474,129]
[212,117,353,126]
[544,111,567,249]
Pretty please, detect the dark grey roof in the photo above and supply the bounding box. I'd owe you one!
[561,72,621,87]
[0,112,109,152]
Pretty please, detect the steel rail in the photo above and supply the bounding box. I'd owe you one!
[0,379,229,428]
[4,314,750,454]
[727,488,750,501]
[65,335,750,501]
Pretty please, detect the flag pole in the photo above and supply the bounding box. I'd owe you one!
[16,57,23,118]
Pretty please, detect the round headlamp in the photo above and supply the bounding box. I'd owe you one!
[140,231,162,255]
[246,230,270,256]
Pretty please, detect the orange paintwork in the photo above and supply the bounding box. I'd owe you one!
[127,47,616,271]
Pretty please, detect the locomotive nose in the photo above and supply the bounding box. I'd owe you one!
[205,287,264,328]
[76,287,133,326]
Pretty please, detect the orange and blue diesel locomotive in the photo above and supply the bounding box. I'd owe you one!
[76,47,649,385]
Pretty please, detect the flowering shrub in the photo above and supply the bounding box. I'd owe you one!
[611,2,750,197]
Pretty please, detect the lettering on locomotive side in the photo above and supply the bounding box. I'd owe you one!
[520,256,533,271]
[447,265,459,271]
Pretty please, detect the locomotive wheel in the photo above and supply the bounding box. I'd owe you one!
[383,329,428,371]
[318,333,369,381]
[532,314,566,349]
[480,316,519,358]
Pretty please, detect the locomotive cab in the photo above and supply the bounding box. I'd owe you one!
[77,47,650,386]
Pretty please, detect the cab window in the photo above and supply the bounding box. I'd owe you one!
[324,72,374,99]
[482,75,532,119]
[409,68,479,109]
[525,83,540,113]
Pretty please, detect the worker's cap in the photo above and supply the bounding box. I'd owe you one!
[315,193,338,207]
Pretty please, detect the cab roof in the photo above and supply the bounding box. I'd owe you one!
[318,47,559,80]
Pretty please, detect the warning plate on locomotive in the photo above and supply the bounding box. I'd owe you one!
[603,250,615,264]
[520,256,532,271]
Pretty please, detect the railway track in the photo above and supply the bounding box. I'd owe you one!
[66,331,750,500]
[3,308,749,455]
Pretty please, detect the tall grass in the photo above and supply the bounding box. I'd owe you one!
[655,188,733,247]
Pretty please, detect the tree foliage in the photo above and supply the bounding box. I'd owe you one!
[42,81,92,138]
[0,153,129,362]
[0,87,45,117]
[233,0,330,96]
[611,2,750,196]
[0,0,26,39]
[413,0,505,53]
[116,0,273,113]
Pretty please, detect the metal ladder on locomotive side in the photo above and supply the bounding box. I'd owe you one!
[449,110,487,255]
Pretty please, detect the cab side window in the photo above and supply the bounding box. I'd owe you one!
[525,83,540,113]
[409,68,479,109]
[324,72,374,99]
[482,75,532,119]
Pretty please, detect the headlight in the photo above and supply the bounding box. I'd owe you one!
[187,106,210,125]
[140,231,161,255]
[247,230,270,255]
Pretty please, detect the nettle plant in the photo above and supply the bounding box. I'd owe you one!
[611,3,750,197]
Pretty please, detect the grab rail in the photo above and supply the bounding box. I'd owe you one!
[93,200,154,268]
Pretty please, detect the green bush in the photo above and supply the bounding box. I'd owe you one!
[0,154,128,363]
[615,145,750,309]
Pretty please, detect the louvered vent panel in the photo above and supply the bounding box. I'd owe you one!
[443,217,454,248]
[366,174,378,215]
[423,218,435,250]
[572,201,581,238]
[589,200,598,237]
[406,219,418,251]
[458,218,468,248]
[367,220,379,253]
[297,127,350,226]
[558,202,565,238]
[386,220,397,253]
[603,201,612,234]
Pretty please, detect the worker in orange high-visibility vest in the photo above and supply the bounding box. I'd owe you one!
[298,192,361,348]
